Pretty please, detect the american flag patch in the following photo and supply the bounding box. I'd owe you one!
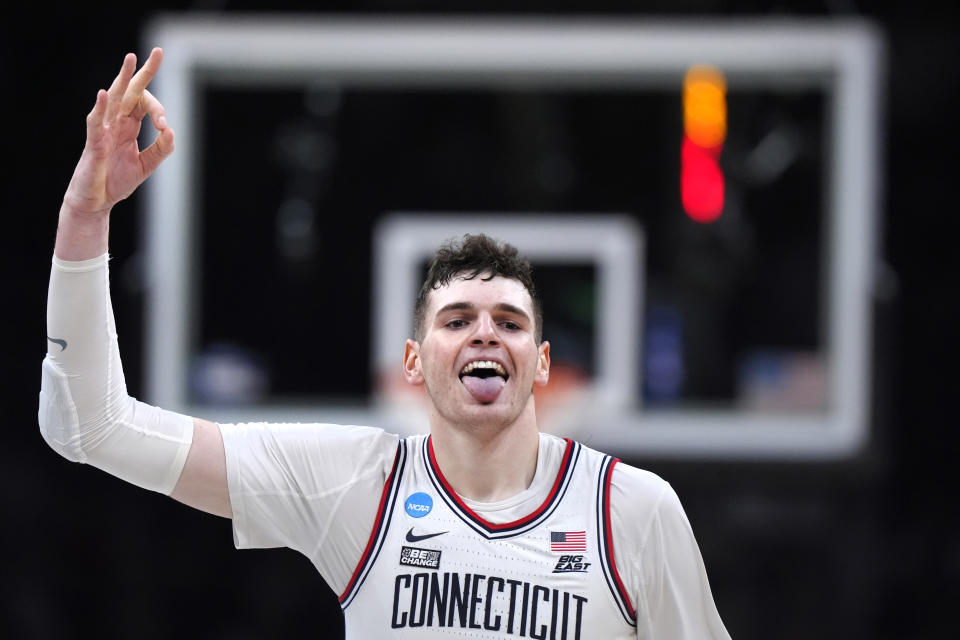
[551,531,587,552]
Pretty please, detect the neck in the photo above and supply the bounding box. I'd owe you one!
[429,404,540,503]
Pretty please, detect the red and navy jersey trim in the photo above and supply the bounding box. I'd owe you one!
[339,439,407,609]
[596,455,637,627]
[422,435,581,540]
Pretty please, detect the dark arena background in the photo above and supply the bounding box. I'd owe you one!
[2,1,957,638]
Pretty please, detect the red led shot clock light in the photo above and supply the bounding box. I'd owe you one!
[681,65,727,223]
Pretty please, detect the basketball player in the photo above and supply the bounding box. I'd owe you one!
[40,48,731,638]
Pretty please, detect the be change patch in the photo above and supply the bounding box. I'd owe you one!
[400,546,442,569]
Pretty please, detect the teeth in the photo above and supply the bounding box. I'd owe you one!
[460,360,508,377]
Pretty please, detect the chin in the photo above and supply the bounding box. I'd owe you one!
[463,399,531,427]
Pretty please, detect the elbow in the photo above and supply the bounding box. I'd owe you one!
[38,357,86,463]
[38,356,194,494]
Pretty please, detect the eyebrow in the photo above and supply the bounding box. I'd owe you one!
[435,301,531,322]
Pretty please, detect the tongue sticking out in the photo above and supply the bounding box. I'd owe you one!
[461,375,506,403]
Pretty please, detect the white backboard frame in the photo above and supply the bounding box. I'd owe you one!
[142,16,883,459]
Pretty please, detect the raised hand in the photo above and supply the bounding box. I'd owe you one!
[62,48,174,220]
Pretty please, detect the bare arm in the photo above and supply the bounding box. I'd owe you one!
[46,49,231,518]
[171,418,231,518]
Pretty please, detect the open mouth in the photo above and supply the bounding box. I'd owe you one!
[458,360,509,403]
[459,360,509,381]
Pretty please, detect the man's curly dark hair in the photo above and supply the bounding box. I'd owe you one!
[413,234,543,343]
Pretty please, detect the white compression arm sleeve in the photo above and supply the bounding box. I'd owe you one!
[39,253,193,494]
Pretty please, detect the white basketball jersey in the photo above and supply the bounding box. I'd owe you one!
[339,434,637,639]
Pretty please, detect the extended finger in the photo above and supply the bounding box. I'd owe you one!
[85,89,108,139]
[105,53,136,122]
[120,47,163,116]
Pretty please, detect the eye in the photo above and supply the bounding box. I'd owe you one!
[445,319,467,329]
[499,320,521,331]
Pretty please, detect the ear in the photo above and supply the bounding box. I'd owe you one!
[403,339,424,386]
[534,340,551,387]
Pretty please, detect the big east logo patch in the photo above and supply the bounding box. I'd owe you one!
[553,554,591,574]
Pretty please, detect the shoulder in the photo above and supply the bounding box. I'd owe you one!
[608,460,674,534]
[610,459,670,497]
[220,422,402,481]
[563,439,675,534]
[223,421,399,449]
[570,438,671,510]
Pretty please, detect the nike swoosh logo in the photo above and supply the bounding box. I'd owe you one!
[46,336,67,352]
[405,527,448,543]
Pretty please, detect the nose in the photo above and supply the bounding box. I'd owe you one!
[470,312,500,346]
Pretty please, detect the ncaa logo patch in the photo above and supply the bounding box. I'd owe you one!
[404,492,433,518]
